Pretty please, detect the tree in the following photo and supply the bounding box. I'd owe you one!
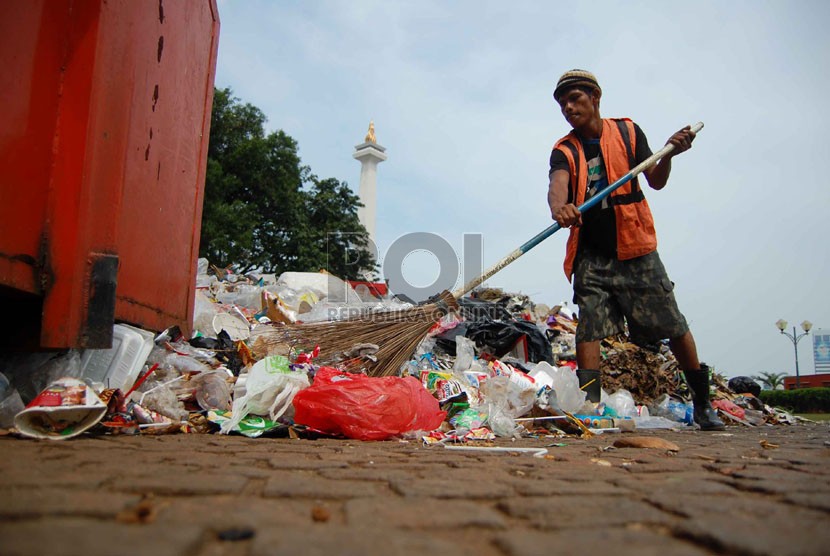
[200,88,375,278]
[752,371,787,391]
[297,177,376,279]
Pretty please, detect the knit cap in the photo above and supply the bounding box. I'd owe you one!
[553,69,601,101]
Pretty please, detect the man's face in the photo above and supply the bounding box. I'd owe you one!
[557,87,598,128]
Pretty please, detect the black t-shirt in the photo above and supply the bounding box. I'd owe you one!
[549,122,652,257]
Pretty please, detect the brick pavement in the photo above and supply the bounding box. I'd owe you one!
[0,424,828,556]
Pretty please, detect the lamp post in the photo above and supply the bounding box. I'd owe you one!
[775,319,813,388]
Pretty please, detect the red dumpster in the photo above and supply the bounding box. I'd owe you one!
[0,0,219,349]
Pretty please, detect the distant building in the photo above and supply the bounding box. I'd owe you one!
[783,373,830,390]
[814,328,830,373]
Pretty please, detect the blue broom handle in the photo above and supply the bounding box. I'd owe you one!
[451,122,703,299]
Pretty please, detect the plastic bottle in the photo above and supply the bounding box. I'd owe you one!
[193,370,233,411]
[0,372,10,400]
[652,394,694,425]
[0,372,25,428]
[666,399,694,425]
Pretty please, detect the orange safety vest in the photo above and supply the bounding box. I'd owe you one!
[552,118,657,280]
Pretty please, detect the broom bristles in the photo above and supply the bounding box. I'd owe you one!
[261,291,458,376]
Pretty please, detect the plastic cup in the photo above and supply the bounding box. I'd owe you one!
[0,390,25,428]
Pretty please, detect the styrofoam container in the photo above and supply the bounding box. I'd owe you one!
[79,323,154,392]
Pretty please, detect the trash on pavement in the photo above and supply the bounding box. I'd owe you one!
[207,409,287,438]
[15,377,108,440]
[727,376,762,397]
[1,256,819,443]
[292,366,445,441]
[443,445,549,458]
[220,355,309,434]
[613,436,680,451]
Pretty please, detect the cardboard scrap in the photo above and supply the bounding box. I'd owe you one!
[613,436,680,451]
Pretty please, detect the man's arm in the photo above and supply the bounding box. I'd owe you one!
[643,125,696,190]
[548,169,582,227]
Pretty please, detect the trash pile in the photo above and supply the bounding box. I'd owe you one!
[0,261,811,441]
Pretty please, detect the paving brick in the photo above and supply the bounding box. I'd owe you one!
[390,476,515,499]
[263,473,382,499]
[250,524,460,556]
[495,527,711,556]
[647,491,829,523]
[673,513,830,556]
[317,466,411,483]
[0,487,141,518]
[727,476,826,495]
[498,495,676,529]
[223,463,277,479]
[507,478,632,497]
[267,458,349,470]
[729,464,817,483]
[111,472,249,495]
[0,470,105,489]
[612,474,737,495]
[783,491,830,513]
[346,497,506,529]
[1,422,829,556]
[0,518,205,556]
[622,461,693,474]
[159,495,331,527]
[357,462,455,476]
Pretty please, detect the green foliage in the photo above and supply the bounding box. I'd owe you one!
[199,88,376,278]
[751,371,787,391]
[298,177,376,277]
[759,388,830,413]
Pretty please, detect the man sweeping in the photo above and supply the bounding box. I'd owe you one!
[547,69,724,431]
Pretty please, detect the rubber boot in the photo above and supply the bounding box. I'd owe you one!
[684,366,725,431]
[576,369,602,404]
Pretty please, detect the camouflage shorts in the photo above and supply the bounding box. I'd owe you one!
[573,249,689,345]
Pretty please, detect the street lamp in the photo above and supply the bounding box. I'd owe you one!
[775,319,813,388]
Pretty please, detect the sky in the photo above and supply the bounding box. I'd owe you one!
[213,0,830,379]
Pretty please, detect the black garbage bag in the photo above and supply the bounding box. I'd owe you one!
[727,376,761,397]
[436,318,553,364]
[189,330,244,376]
[458,298,512,321]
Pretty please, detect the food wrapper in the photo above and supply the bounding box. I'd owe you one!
[449,407,488,430]
[15,377,107,440]
[433,378,466,403]
[207,409,287,438]
[488,360,537,391]
[420,370,453,392]
[422,426,495,446]
[573,414,616,429]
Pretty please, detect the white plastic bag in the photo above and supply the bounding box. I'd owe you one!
[215,284,263,311]
[549,364,586,413]
[192,290,221,335]
[480,375,535,438]
[220,356,309,434]
[452,336,477,375]
[605,389,637,418]
[529,362,585,413]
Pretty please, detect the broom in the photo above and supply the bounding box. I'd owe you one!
[267,122,704,376]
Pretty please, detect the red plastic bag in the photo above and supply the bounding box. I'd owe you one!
[712,399,746,420]
[292,367,446,441]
